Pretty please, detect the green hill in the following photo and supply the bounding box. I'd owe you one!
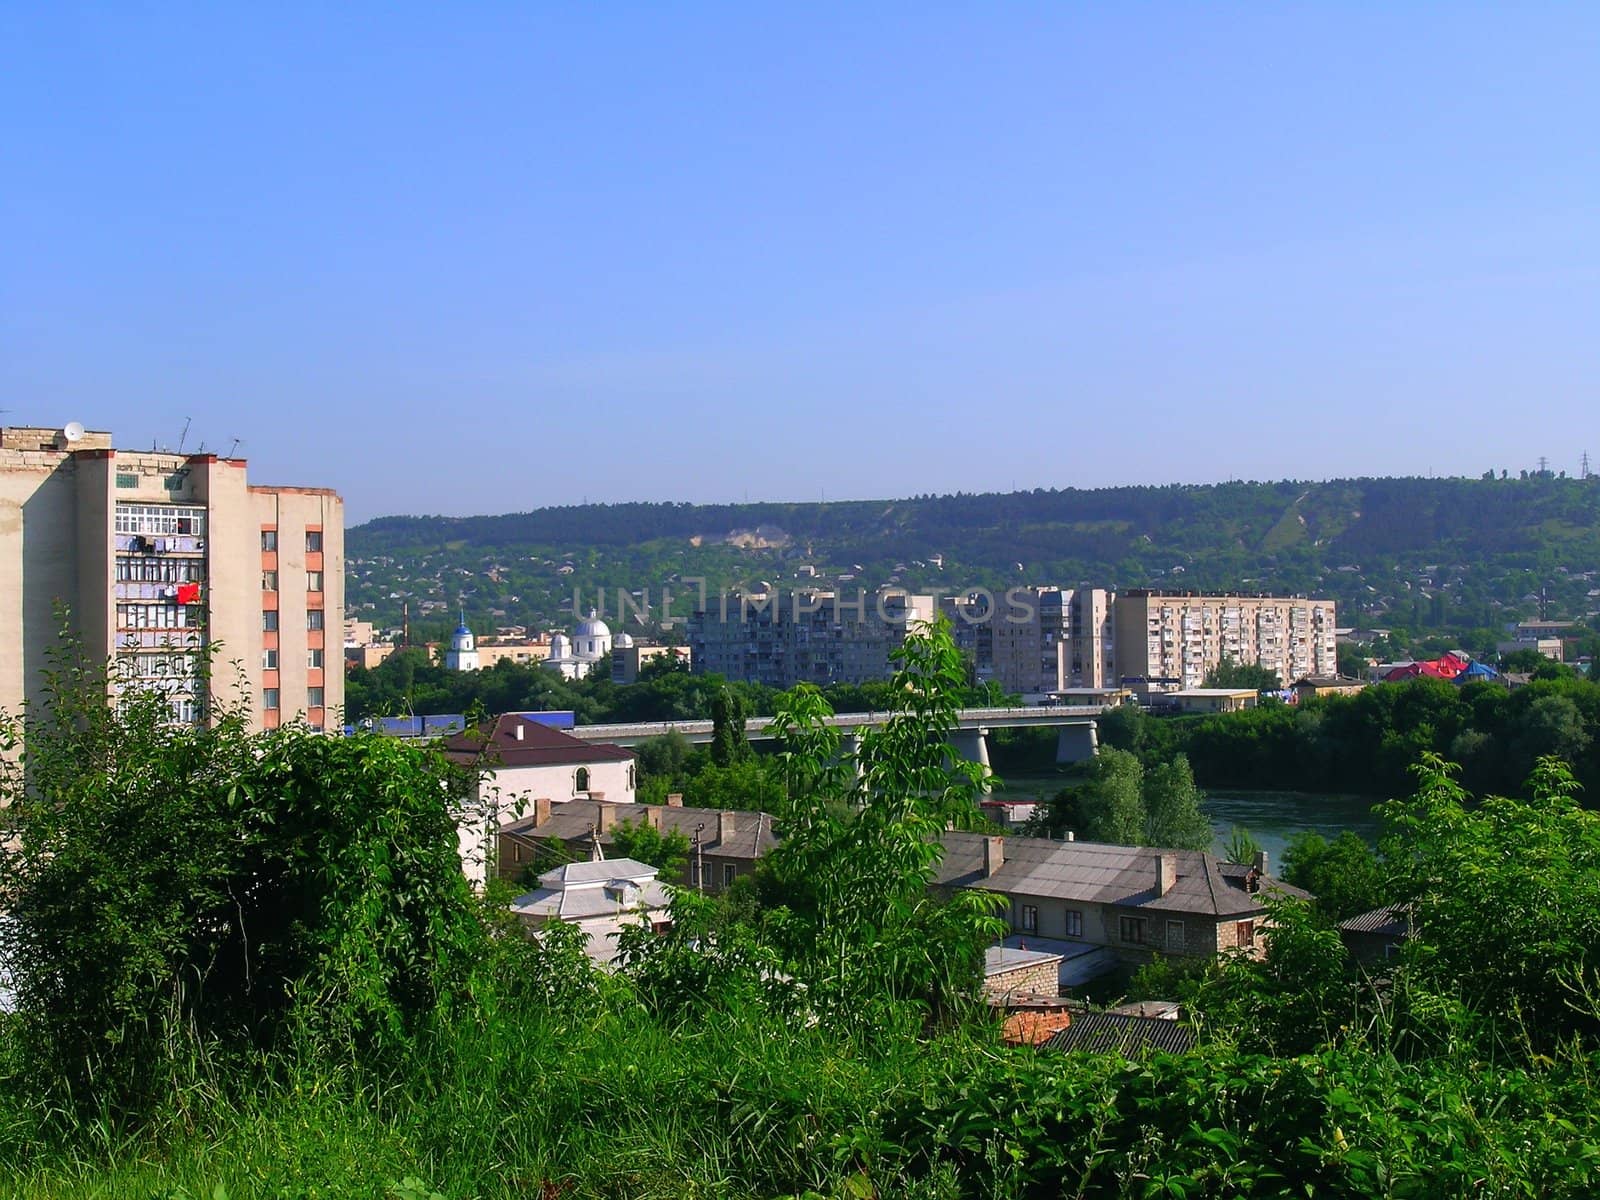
[347,473,1600,646]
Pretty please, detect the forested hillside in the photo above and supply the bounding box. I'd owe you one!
[349,473,1600,648]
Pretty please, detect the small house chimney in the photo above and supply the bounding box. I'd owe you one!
[644,804,663,830]
[533,796,553,826]
[1155,853,1177,897]
[597,803,618,833]
[983,834,1005,878]
[666,793,684,807]
[1252,850,1269,876]
[513,722,525,741]
[718,810,738,843]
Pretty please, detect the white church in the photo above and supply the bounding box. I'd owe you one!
[543,610,632,680]
[443,608,632,680]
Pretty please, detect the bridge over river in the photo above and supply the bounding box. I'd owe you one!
[568,704,1108,766]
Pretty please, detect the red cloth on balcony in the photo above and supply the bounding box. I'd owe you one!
[176,583,202,604]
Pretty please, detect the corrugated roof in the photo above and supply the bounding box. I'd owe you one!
[1041,1010,1194,1056]
[1339,905,1411,936]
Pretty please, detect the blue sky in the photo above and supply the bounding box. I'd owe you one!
[4,5,1598,523]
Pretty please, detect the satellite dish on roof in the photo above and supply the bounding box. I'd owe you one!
[63,421,85,442]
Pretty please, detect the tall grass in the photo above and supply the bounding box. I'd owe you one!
[9,985,1600,1200]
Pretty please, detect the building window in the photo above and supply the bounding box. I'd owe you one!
[1166,919,1185,948]
[1119,916,1146,944]
[261,530,277,552]
[116,473,138,489]
[262,610,278,632]
[306,570,323,591]
[574,767,590,793]
[262,649,278,670]
[307,648,323,669]
[261,570,278,591]
[306,531,323,552]
[1020,904,1039,933]
[308,686,324,708]
[263,688,280,711]
[1064,909,1083,938]
[723,864,737,889]
[307,610,324,631]
[1236,920,1256,949]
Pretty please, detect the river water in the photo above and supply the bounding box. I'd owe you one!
[1198,790,1383,864]
[989,772,1383,864]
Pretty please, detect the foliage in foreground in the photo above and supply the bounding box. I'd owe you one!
[9,626,1600,1196]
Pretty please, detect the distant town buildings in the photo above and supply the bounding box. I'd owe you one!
[950,586,1115,694]
[1112,590,1337,691]
[611,641,691,683]
[688,589,937,689]
[0,424,343,732]
[687,582,1334,696]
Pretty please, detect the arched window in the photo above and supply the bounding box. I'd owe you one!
[628,764,636,790]
[575,767,590,793]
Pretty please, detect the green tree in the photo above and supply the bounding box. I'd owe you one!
[0,653,484,1109]
[1500,647,1548,673]
[758,615,1007,1023]
[1191,898,1353,1054]
[610,818,691,880]
[709,685,751,767]
[1142,753,1213,850]
[1281,830,1385,921]
[1096,704,1147,756]
[1336,643,1370,679]
[1380,753,1600,1047]
[1222,825,1263,865]
[1078,747,1145,845]
[1203,657,1282,691]
[635,730,692,783]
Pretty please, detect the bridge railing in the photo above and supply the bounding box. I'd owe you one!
[566,704,1109,740]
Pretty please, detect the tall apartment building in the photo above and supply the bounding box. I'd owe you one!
[1112,590,1336,690]
[0,425,343,731]
[946,587,1116,695]
[688,589,935,688]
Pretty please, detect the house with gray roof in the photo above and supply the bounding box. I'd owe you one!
[936,831,1309,964]
[509,855,673,966]
[441,714,638,888]
[1339,904,1412,965]
[496,797,778,895]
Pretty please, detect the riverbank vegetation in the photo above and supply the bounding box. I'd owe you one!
[7,623,1600,1197]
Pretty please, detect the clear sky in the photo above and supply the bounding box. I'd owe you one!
[4,5,1598,523]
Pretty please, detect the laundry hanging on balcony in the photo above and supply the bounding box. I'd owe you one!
[175,583,202,605]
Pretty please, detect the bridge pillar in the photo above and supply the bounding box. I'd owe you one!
[949,727,992,773]
[1055,721,1098,765]
[838,733,866,779]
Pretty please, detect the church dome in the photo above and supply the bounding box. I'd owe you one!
[613,631,635,649]
[574,610,611,640]
[548,632,571,656]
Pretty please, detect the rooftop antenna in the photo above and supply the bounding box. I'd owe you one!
[176,416,192,455]
[1538,455,1550,475]
[227,437,242,458]
[1582,451,1591,480]
[63,420,85,443]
